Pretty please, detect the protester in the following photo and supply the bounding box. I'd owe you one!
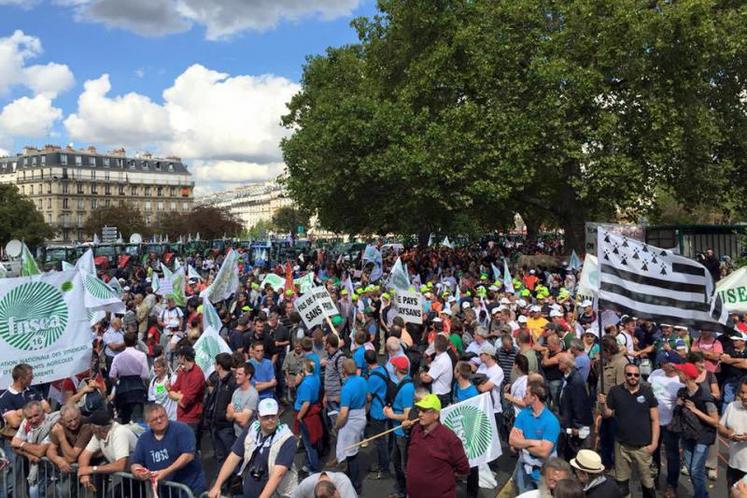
[335,358,367,494]
[109,330,149,423]
[516,457,572,498]
[598,363,658,498]
[131,403,207,495]
[207,398,298,498]
[365,349,390,480]
[649,356,685,497]
[295,359,323,474]
[719,377,747,488]
[557,352,592,460]
[420,334,453,408]
[168,346,206,439]
[383,355,414,498]
[569,449,622,498]
[292,471,357,498]
[405,394,469,498]
[203,352,237,470]
[47,403,93,473]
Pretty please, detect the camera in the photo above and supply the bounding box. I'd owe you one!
[249,467,265,481]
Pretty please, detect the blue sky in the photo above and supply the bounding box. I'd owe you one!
[0,0,377,193]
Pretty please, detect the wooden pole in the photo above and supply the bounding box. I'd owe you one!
[343,424,402,451]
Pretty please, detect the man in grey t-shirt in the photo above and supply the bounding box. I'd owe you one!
[292,471,357,498]
[227,363,258,435]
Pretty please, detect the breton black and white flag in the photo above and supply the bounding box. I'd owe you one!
[597,229,728,331]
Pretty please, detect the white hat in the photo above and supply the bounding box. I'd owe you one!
[488,285,499,292]
[432,317,442,323]
[550,304,562,311]
[581,300,593,307]
[500,298,510,305]
[674,325,688,331]
[491,307,501,315]
[462,302,471,309]
[518,315,528,324]
[447,296,457,303]
[442,307,452,316]
[549,310,563,318]
[517,299,527,308]
[530,305,541,313]
[258,398,279,417]
[529,270,536,274]
[123,286,130,292]
[479,343,496,356]
[497,305,508,312]
[570,449,605,474]
[729,331,747,341]
[660,323,673,328]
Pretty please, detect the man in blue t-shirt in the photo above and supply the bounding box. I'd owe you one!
[295,360,322,472]
[302,337,321,378]
[365,350,390,479]
[249,342,277,401]
[508,381,561,494]
[352,331,370,377]
[131,403,207,495]
[335,359,368,494]
[383,356,415,498]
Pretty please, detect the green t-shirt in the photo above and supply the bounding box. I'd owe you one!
[450,333,464,355]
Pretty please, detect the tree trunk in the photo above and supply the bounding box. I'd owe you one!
[562,219,586,255]
[523,215,540,241]
[418,230,431,248]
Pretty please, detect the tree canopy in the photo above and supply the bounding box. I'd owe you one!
[281,0,747,250]
[0,184,54,246]
[155,205,243,240]
[84,203,148,241]
[271,206,310,235]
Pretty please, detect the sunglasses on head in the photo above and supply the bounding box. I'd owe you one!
[625,372,640,378]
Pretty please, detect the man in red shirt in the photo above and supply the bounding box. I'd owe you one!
[406,394,469,498]
[168,346,206,441]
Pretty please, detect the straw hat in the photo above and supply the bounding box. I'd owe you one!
[570,449,605,474]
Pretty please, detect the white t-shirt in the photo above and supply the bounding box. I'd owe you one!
[85,422,138,463]
[148,374,178,421]
[648,369,684,426]
[720,401,747,472]
[510,375,529,416]
[428,351,453,395]
[477,362,504,413]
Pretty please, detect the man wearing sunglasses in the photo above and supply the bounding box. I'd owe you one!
[598,363,659,498]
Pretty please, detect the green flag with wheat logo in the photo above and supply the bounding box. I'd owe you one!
[441,392,502,466]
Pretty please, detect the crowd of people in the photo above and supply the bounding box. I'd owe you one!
[2,241,747,498]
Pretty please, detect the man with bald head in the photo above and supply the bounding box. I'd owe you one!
[557,352,593,460]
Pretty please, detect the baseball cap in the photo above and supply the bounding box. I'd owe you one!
[549,310,563,318]
[442,307,452,316]
[488,285,498,292]
[518,315,528,324]
[517,299,527,308]
[490,307,501,315]
[415,394,442,411]
[530,305,541,313]
[475,327,489,337]
[258,398,279,417]
[479,343,496,356]
[729,331,747,341]
[581,300,593,307]
[462,302,472,309]
[674,362,699,380]
[500,298,510,305]
[390,356,409,372]
[660,323,673,329]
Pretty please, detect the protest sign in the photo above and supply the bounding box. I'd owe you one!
[311,286,338,318]
[0,270,92,389]
[394,289,423,324]
[294,292,326,329]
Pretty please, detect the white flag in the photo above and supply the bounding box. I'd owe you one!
[194,326,232,379]
[201,249,239,303]
[387,257,411,291]
[441,392,502,466]
[188,265,202,281]
[202,297,223,332]
[81,271,125,314]
[568,250,583,271]
[502,259,515,294]
[75,249,96,275]
[442,236,453,249]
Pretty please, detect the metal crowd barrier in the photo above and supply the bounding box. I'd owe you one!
[0,453,195,498]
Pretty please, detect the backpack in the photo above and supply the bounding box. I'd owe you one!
[370,370,412,407]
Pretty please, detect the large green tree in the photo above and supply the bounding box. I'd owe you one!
[155,206,243,240]
[282,0,747,250]
[0,184,54,246]
[271,206,310,235]
[84,202,148,240]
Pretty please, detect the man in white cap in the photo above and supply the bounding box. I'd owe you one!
[721,330,747,403]
[570,449,622,497]
[476,342,505,432]
[207,398,298,498]
[526,306,548,342]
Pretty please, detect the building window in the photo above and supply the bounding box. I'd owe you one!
[104,199,110,207]
[30,185,34,195]
[91,199,97,209]
[91,170,96,180]
[130,186,138,196]
[157,186,163,196]
[77,198,84,209]
[47,198,51,209]
[183,202,188,211]
[169,186,176,197]
[168,163,174,172]
[91,183,97,194]
[104,172,110,181]
[118,185,125,195]
[155,162,161,170]
[145,201,151,211]
[129,160,135,169]
[47,183,51,194]
[89,157,96,167]
[62,198,69,209]
[117,158,123,168]
[104,184,111,195]
[75,155,82,166]
[170,202,176,210]
[103,157,110,167]
[62,183,68,194]
[40,155,46,165]
[60,154,68,165]
[144,186,151,196]
[76,214,83,226]
[158,202,164,211]
[32,156,37,166]
[77,183,84,194]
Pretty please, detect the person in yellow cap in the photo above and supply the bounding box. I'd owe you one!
[405,394,469,498]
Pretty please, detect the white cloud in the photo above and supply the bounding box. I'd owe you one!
[0,0,37,6]
[135,68,145,78]
[64,65,299,190]
[0,95,62,137]
[66,0,362,40]
[64,74,172,145]
[0,30,75,97]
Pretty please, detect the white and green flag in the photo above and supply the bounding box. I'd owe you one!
[387,258,410,291]
[160,262,173,280]
[202,297,223,332]
[188,265,202,281]
[0,262,7,278]
[260,273,286,290]
[107,276,123,296]
[81,271,125,314]
[21,243,40,277]
[61,261,74,271]
[194,325,231,379]
[716,267,747,312]
[577,254,599,298]
[502,259,515,294]
[170,267,186,307]
[0,270,92,389]
[75,249,95,275]
[295,272,315,294]
[201,249,239,303]
[441,392,502,466]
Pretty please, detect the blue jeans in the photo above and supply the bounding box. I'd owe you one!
[599,416,617,468]
[512,459,539,494]
[300,422,320,472]
[547,379,563,409]
[326,400,340,431]
[662,427,681,490]
[682,440,710,498]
